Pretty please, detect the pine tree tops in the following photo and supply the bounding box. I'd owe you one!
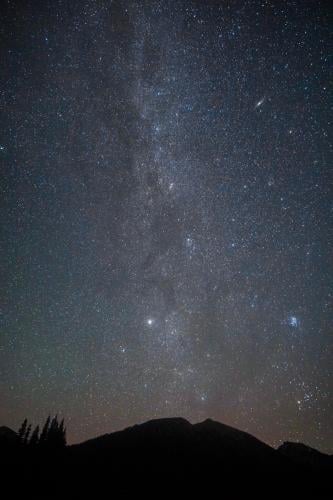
[17,415,66,449]
[29,425,40,447]
[18,418,28,442]
[45,415,67,449]
[39,415,50,445]
[23,424,32,445]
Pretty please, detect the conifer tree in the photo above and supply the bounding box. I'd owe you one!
[29,425,40,447]
[39,415,51,446]
[48,415,59,448]
[18,418,28,443]
[59,418,67,447]
[23,424,32,445]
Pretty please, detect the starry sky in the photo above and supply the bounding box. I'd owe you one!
[1,0,332,451]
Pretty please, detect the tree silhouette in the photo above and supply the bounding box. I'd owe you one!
[29,425,40,447]
[39,415,51,446]
[17,415,66,449]
[18,418,28,443]
[46,415,66,449]
[48,415,58,448]
[59,418,67,447]
[23,424,32,445]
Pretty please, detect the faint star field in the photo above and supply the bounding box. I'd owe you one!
[0,0,331,452]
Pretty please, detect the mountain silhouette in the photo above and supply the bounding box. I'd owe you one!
[1,417,332,498]
[0,426,19,447]
[278,441,333,469]
[71,417,282,464]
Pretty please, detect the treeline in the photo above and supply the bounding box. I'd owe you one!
[18,415,66,449]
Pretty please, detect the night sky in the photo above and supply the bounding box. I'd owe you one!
[1,0,332,451]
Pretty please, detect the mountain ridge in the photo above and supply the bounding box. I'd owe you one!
[1,417,332,498]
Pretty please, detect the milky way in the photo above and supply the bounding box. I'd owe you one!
[1,0,332,451]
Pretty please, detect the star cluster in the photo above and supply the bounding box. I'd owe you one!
[0,0,331,451]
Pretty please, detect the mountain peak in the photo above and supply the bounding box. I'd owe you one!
[278,441,333,467]
[142,417,190,427]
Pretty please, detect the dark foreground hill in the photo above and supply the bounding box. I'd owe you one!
[0,426,19,444]
[1,418,332,498]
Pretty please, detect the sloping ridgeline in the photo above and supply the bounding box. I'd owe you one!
[0,418,332,498]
